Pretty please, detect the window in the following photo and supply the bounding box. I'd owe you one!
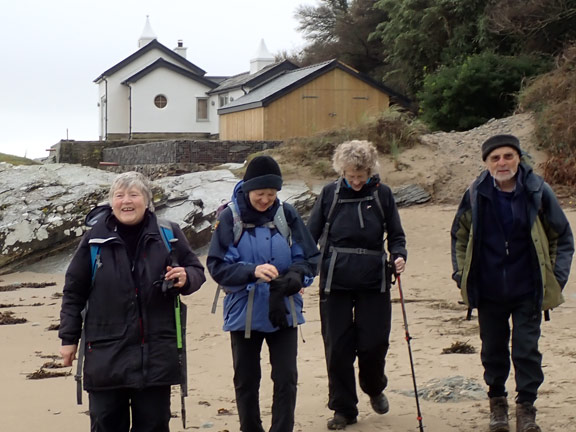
[197,98,208,121]
[154,95,167,109]
[219,93,229,107]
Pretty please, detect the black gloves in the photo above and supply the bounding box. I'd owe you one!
[268,281,289,329]
[280,270,303,296]
[268,270,303,328]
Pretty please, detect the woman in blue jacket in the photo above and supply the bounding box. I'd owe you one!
[207,156,318,432]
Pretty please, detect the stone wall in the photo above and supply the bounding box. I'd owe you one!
[53,139,162,167]
[102,140,282,166]
[53,139,282,170]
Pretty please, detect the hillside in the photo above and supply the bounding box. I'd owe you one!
[279,112,574,207]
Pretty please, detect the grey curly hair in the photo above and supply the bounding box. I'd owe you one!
[108,171,154,211]
[332,140,380,176]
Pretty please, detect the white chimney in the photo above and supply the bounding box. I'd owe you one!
[250,39,275,74]
[174,40,187,58]
[138,16,157,48]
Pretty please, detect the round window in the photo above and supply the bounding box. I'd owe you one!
[154,95,167,109]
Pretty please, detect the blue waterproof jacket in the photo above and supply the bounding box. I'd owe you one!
[207,181,319,333]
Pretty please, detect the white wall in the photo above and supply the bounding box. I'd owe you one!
[99,47,206,136]
[130,68,218,134]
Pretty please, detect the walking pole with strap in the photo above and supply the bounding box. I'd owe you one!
[160,234,188,430]
[395,273,424,432]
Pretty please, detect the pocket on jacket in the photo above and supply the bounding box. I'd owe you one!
[329,253,383,289]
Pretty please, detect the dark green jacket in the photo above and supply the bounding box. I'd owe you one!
[451,163,573,311]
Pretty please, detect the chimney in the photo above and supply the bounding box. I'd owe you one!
[174,40,187,58]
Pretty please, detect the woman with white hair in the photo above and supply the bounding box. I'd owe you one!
[59,171,205,432]
[307,140,407,430]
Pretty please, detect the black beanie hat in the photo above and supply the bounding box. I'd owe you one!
[481,134,522,161]
[242,156,283,193]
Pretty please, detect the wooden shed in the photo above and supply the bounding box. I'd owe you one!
[218,60,407,141]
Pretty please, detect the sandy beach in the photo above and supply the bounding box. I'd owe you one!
[1,204,575,432]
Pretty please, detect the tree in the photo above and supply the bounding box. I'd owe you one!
[418,52,550,131]
[295,0,390,78]
[485,0,576,55]
[372,0,491,94]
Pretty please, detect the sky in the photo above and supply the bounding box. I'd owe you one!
[0,0,317,159]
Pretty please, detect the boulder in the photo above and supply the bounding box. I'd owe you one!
[0,164,314,273]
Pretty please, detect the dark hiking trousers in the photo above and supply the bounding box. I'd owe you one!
[88,385,171,432]
[478,297,543,404]
[230,327,298,432]
[320,289,391,418]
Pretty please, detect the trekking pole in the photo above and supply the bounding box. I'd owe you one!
[396,274,425,432]
[163,238,187,429]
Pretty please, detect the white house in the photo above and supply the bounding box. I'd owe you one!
[94,17,221,140]
[94,18,408,143]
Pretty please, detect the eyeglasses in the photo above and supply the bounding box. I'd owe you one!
[488,153,517,163]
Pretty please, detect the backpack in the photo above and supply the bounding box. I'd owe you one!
[215,199,292,246]
[318,177,388,294]
[210,200,294,339]
[75,218,187,404]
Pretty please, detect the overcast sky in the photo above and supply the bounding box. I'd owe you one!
[0,0,316,159]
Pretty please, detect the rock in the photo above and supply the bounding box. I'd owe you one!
[0,164,314,273]
[392,184,431,207]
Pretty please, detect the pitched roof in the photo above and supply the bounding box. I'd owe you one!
[218,59,410,114]
[121,58,218,88]
[94,39,206,83]
[208,60,299,94]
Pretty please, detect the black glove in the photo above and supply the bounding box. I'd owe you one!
[282,270,303,296]
[268,280,289,329]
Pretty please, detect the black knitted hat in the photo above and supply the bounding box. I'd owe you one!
[481,134,522,161]
[242,156,283,192]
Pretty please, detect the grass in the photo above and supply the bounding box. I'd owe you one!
[273,107,427,177]
[0,152,40,166]
[519,43,576,185]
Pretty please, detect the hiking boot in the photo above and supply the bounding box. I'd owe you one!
[516,402,542,432]
[370,392,390,415]
[327,413,357,430]
[489,396,510,432]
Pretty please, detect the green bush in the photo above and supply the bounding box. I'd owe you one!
[418,52,551,131]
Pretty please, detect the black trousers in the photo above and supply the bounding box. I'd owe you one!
[478,297,543,404]
[230,328,298,432]
[320,289,391,418]
[88,386,171,432]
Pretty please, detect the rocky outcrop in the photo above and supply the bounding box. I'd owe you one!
[0,163,315,274]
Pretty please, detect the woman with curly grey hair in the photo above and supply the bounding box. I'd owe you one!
[307,140,407,430]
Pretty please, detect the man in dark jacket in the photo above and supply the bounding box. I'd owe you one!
[451,135,574,432]
[59,171,205,432]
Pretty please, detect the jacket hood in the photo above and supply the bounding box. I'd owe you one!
[85,204,112,227]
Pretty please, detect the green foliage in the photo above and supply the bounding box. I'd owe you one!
[0,152,40,166]
[418,52,551,131]
[372,0,490,94]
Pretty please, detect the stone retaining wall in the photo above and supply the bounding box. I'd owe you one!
[53,139,282,170]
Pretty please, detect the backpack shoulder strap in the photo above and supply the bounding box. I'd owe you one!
[273,201,292,246]
[157,218,174,252]
[228,202,244,246]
